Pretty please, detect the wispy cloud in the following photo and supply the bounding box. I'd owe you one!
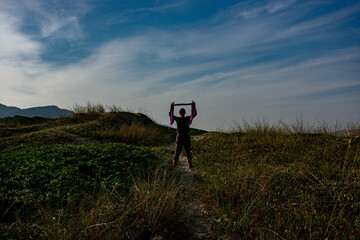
[214,0,297,21]
[0,13,41,60]
[0,0,89,40]
[240,0,296,19]
[0,0,359,129]
[279,3,360,37]
[136,1,187,12]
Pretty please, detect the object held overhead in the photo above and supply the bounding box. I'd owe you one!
[173,103,192,106]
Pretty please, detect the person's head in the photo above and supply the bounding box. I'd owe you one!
[179,108,186,117]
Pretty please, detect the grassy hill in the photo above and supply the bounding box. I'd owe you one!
[0,108,195,239]
[1,107,358,239]
[0,110,178,155]
[192,126,360,239]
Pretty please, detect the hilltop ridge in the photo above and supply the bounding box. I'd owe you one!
[0,103,73,118]
[0,110,181,153]
[0,108,358,239]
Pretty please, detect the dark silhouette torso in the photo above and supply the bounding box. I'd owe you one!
[174,116,190,134]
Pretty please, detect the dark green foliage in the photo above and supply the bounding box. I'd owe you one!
[0,130,75,154]
[0,115,50,126]
[0,143,158,205]
[0,109,197,239]
[0,143,188,240]
[0,116,55,139]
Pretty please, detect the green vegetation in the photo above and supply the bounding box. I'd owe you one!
[0,105,190,239]
[0,115,50,126]
[192,124,360,239]
[2,103,358,239]
[0,143,158,204]
[65,112,175,146]
[0,144,185,239]
[0,107,176,155]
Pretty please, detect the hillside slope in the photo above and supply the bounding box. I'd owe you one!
[0,110,195,239]
[0,111,179,154]
[192,130,360,239]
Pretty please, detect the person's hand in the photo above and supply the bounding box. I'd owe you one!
[171,102,175,107]
[192,101,195,106]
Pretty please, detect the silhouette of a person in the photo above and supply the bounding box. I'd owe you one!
[169,101,197,168]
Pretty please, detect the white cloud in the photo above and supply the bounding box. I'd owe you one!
[136,1,186,12]
[1,0,89,40]
[216,0,297,20]
[39,16,83,40]
[0,13,41,60]
[279,3,360,37]
[0,0,359,130]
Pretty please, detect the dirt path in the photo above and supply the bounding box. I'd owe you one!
[175,152,213,239]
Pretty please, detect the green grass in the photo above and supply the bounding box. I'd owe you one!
[0,143,189,239]
[0,107,194,239]
[3,105,357,239]
[0,143,158,204]
[0,115,50,126]
[0,110,176,154]
[192,127,360,239]
[65,112,175,146]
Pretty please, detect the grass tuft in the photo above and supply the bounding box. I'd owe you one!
[71,102,106,114]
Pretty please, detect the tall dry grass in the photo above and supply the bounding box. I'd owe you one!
[65,103,175,146]
[71,102,106,114]
[95,123,169,146]
[193,121,360,239]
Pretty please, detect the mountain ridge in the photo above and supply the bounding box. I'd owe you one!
[0,103,73,118]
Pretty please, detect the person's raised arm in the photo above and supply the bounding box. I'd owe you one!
[169,102,175,125]
[189,101,197,125]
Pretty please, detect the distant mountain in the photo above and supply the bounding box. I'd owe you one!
[0,104,73,118]
[0,104,20,117]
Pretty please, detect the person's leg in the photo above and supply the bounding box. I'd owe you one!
[184,136,193,168]
[173,141,183,166]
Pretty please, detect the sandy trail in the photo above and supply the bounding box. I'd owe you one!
[175,152,213,239]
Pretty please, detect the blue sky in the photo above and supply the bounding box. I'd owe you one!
[0,0,359,130]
